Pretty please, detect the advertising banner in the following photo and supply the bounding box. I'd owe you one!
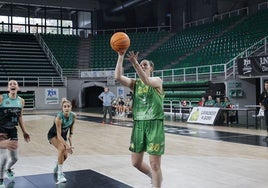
[187,107,220,125]
[237,55,268,75]
[45,88,59,104]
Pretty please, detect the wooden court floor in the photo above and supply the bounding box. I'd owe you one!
[5,109,268,188]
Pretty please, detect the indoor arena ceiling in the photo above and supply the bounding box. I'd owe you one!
[0,0,152,15]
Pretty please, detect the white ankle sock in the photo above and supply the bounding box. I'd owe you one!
[57,164,63,174]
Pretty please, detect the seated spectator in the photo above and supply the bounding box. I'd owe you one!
[214,97,222,107]
[181,100,191,119]
[214,97,225,123]
[222,96,235,124]
[204,95,215,107]
[111,98,118,116]
[181,100,188,107]
[124,97,133,113]
[124,97,133,117]
[198,96,206,107]
[222,96,232,108]
[116,97,125,116]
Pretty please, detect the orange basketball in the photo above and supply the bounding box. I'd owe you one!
[110,32,130,54]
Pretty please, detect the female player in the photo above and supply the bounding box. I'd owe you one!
[47,98,76,184]
[115,51,165,188]
[0,80,30,188]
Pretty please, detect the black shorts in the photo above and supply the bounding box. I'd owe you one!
[47,126,68,141]
[0,126,18,140]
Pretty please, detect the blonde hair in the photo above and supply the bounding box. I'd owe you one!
[61,98,71,108]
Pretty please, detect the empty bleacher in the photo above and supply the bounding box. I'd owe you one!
[0,33,60,77]
[162,80,211,117]
[0,32,67,108]
[85,11,267,72]
[41,33,80,69]
[91,31,169,69]
[178,9,268,70]
[147,15,243,70]
[163,80,211,106]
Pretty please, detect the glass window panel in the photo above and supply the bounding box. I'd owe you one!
[78,11,91,28]
[0,16,8,23]
[0,4,92,36]
[0,24,9,32]
[62,28,72,35]
[46,26,58,34]
[28,6,45,33]
[30,17,42,25]
[29,25,39,33]
[46,19,58,26]
[62,20,72,27]
[12,25,26,33]
[12,16,26,24]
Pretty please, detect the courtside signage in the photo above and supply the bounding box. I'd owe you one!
[45,88,59,104]
[187,107,220,125]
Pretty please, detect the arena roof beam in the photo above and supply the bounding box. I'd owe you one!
[110,0,151,13]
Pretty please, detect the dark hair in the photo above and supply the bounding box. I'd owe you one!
[141,59,154,70]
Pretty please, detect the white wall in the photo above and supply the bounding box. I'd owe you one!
[0,86,67,110]
[225,79,256,108]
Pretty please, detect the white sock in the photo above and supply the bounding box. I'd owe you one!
[57,164,63,174]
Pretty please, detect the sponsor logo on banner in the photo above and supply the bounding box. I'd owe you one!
[242,58,252,74]
[45,88,59,104]
[260,56,268,72]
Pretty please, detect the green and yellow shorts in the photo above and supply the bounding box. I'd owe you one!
[129,119,165,155]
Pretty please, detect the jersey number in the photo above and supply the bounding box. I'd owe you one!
[11,116,18,123]
[148,143,160,152]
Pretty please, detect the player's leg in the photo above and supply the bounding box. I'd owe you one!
[5,149,18,182]
[146,119,165,188]
[149,154,162,188]
[0,149,8,187]
[131,152,152,178]
[50,137,67,183]
[129,121,152,179]
[5,128,18,182]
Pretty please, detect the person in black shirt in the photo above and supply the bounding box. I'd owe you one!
[259,80,268,141]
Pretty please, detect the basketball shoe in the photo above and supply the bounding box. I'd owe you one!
[6,169,15,182]
[56,173,67,184]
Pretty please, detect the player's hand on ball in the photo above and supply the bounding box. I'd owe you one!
[118,49,128,56]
